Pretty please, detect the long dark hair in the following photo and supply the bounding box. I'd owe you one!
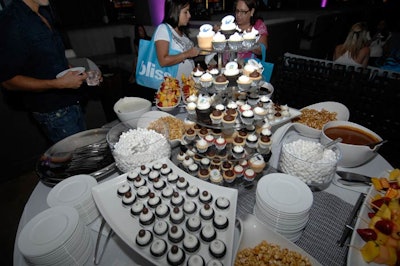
[162,0,190,32]
[234,0,262,25]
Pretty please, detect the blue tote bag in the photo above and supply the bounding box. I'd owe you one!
[245,43,274,82]
[136,24,180,89]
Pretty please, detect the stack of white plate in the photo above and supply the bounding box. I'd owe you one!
[18,206,93,265]
[254,173,313,242]
[47,174,99,225]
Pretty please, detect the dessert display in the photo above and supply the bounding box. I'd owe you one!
[91,158,238,266]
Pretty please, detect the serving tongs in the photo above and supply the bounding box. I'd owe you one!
[337,171,372,186]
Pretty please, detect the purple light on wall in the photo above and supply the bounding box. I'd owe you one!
[321,0,327,8]
[149,0,165,26]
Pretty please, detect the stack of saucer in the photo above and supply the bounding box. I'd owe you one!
[18,206,93,265]
[47,174,99,225]
[254,173,313,242]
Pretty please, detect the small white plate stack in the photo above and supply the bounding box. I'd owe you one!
[47,174,99,225]
[18,206,93,265]
[254,173,313,242]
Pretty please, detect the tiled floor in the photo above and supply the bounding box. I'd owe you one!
[1,171,38,265]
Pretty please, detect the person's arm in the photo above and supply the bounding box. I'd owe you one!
[1,71,87,92]
[155,40,199,67]
[252,34,268,56]
[358,47,370,67]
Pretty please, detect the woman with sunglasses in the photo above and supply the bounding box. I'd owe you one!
[234,0,269,60]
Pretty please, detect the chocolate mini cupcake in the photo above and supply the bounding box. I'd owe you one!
[170,206,185,224]
[210,109,223,124]
[130,202,144,216]
[127,170,139,182]
[198,168,210,181]
[133,176,146,189]
[167,245,186,266]
[233,136,245,147]
[186,216,202,232]
[187,254,205,266]
[135,229,153,247]
[160,163,172,176]
[209,239,226,258]
[122,191,136,206]
[136,186,150,199]
[183,234,200,253]
[153,177,166,191]
[177,151,186,162]
[199,190,213,204]
[168,225,185,243]
[155,203,170,219]
[222,169,236,183]
[221,161,232,171]
[215,196,230,210]
[183,200,197,215]
[186,185,200,197]
[171,191,185,207]
[117,183,131,197]
[139,207,155,226]
[153,220,169,236]
[176,177,189,190]
[167,173,179,184]
[200,224,216,242]
[162,186,175,199]
[213,214,229,230]
[150,239,167,257]
[199,203,215,220]
[139,165,150,177]
[148,170,160,182]
[152,162,163,171]
[185,127,197,141]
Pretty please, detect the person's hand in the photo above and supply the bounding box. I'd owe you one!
[187,47,200,58]
[57,70,87,89]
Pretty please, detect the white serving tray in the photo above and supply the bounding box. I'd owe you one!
[92,157,238,266]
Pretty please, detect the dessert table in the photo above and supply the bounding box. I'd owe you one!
[13,110,393,266]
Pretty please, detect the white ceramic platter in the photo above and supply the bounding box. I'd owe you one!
[92,157,238,266]
[137,111,182,147]
[56,67,85,78]
[293,101,350,138]
[236,213,322,265]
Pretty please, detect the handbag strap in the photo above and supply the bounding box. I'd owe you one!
[152,23,174,52]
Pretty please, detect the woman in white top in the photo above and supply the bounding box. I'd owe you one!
[154,0,200,85]
[333,22,370,67]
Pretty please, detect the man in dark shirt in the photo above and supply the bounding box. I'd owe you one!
[0,0,88,143]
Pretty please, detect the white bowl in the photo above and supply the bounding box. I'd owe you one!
[293,101,350,138]
[113,97,152,127]
[320,121,383,168]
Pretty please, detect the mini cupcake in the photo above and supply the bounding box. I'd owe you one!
[239,159,249,169]
[232,145,245,159]
[212,31,227,51]
[258,135,272,150]
[183,156,194,169]
[170,206,185,224]
[236,129,248,139]
[167,172,179,184]
[249,154,266,173]
[139,207,155,226]
[210,109,223,124]
[117,183,131,197]
[233,136,245,147]
[246,134,259,149]
[186,185,200,197]
[213,214,229,230]
[215,196,230,210]
[200,203,215,220]
[213,74,229,92]
[188,163,199,176]
[130,202,144,216]
[155,203,170,219]
[186,216,202,232]
[204,134,215,147]
[136,186,150,199]
[225,107,238,119]
[233,164,244,178]
[162,185,174,199]
[260,128,272,137]
[176,151,186,162]
[200,224,217,242]
[153,220,169,236]
[187,254,205,266]
[241,109,255,125]
[247,92,259,106]
[152,162,163,171]
[192,64,204,84]
[215,104,225,112]
[214,136,227,150]
[239,103,252,113]
[221,114,235,128]
[206,149,217,159]
[186,102,197,115]
[249,70,262,85]
[199,190,213,204]
[133,176,146,188]
[183,200,197,215]
[153,177,167,190]
[136,229,153,247]
[186,147,197,158]
[160,163,172,176]
[195,96,212,124]
[193,154,202,163]
[259,95,272,108]
[236,74,252,91]
[209,169,223,185]
[221,161,232,171]
[186,94,198,103]
[167,245,186,266]
[177,176,189,190]
[147,192,162,208]
[148,170,160,182]
[198,168,210,181]
[198,127,209,138]
[168,225,185,243]
[122,191,136,206]
[127,170,139,182]
[200,72,213,88]
[253,106,267,121]
[183,234,201,253]
[243,168,256,181]
[150,239,167,257]
[200,158,211,169]
[139,165,150,177]
[222,169,236,183]
[196,138,208,153]
[209,239,226,258]
[171,191,185,207]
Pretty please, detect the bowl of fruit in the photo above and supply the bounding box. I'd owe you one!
[155,76,181,112]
